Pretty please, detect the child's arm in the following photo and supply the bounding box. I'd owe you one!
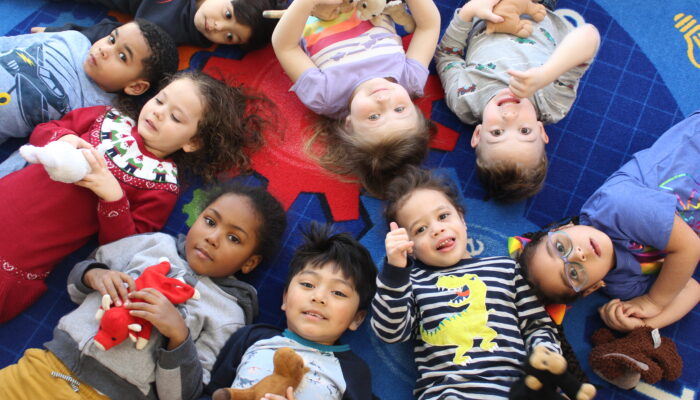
[75,148,124,202]
[403,0,441,68]
[272,0,341,82]
[35,20,119,44]
[507,23,600,99]
[514,266,560,353]
[28,106,106,147]
[370,223,418,343]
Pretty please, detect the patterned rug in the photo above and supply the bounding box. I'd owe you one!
[1,0,698,399]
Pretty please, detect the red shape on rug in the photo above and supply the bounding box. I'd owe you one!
[203,44,459,222]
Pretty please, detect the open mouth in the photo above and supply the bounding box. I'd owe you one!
[302,311,326,320]
[497,96,520,106]
[436,238,455,251]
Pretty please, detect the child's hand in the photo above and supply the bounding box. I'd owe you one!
[74,149,124,202]
[58,134,93,150]
[84,268,136,307]
[385,222,414,268]
[127,288,189,349]
[261,387,296,400]
[507,67,548,99]
[598,298,645,332]
[620,294,663,321]
[30,27,47,34]
[459,0,504,24]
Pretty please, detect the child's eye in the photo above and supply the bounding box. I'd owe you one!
[394,106,406,113]
[171,114,181,123]
[438,212,449,220]
[415,226,426,235]
[332,290,348,298]
[520,127,532,134]
[299,282,313,289]
[227,234,240,244]
[555,241,567,255]
[368,114,380,121]
[155,98,163,105]
[490,129,503,137]
[109,34,116,44]
[119,52,127,62]
[226,32,234,42]
[204,216,215,226]
[225,9,232,19]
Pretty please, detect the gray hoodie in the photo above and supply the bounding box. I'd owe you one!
[44,232,258,400]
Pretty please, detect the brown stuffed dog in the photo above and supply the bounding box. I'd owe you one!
[509,345,596,400]
[485,0,547,38]
[212,347,309,400]
[588,327,682,390]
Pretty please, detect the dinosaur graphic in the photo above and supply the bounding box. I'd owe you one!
[420,273,498,365]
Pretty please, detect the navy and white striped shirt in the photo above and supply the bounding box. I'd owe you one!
[371,256,560,399]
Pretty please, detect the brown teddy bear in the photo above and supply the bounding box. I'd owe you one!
[509,345,597,400]
[588,327,682,390]
[212,347,309,400]
[485,0,547,38]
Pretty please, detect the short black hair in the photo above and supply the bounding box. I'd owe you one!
[204,183,287,261]
[232,0,285,50]
[133,18,179,86]
[285,223,377,310]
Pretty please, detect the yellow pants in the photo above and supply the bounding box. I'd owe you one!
[0,348,111,399]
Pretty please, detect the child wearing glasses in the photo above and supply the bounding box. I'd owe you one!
[516,112,700,332]
[371,166,563,399]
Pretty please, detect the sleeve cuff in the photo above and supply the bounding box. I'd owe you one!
[68,260,107,294]
[97,193,130,218]
[380,258,413,287]
[158,332,198,370]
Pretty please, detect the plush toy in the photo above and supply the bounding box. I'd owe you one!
[356,0,416,33]
[588,327,682,390]
[485,0,547,38]
[509,345,596,400]
[19,141,91,183]
[93,257,200,351]
[263,0,355,21]
[212,347,309,400]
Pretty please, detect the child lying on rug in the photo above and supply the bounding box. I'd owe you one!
[516,112,700,332]
[32,0,285,48]
[435,0,599,202]
[0,183,287,399]
[272,0,440,198]
[371,166,561,399]
[203,223,377,399]
[0,71,266,322]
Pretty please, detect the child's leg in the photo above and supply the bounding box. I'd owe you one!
[0,348,109,399]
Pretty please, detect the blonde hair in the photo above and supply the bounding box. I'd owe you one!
[306,108,435,198]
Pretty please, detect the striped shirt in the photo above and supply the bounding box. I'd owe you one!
[371,256,560,399]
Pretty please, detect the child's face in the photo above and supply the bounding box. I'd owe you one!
[346,78,419,140]
[194,0,253,45]
[185,193,262,277]
[83,22,150,95]
[282,264,365,346]
[472,88,549,168]
[138,77,203,159]
[396,189,469,267]
[527,225,615,298]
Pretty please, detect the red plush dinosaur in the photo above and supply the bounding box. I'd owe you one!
[93,257,200,351]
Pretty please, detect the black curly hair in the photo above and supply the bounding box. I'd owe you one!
[285,223,378,311]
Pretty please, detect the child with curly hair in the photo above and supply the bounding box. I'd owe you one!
[272,0,440,197]
[0,71,267,322]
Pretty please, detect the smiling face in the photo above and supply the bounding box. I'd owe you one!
[472,88,549,167]
[194,0,253,44]
[83,22,150,95]
[346,78,419,141]
[282,264,366,346]
[185,193,262,278]
[527,225,615,299]
[137,77,204,159]
[396,189,469,267]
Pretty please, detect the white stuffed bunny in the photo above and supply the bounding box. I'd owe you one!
[19,141,91,183]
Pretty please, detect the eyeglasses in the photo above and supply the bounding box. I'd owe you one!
[547,231,588,293]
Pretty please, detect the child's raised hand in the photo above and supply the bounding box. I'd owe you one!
[84,268,136,307]
[74,149,124,202]
[261,387,296,400]
[30,27,47,34]
[386,222,414,268]
[507,67,548,99]
[58,134,93,150]
[459,0,504,24]
[127,288,189,349]
[598,298,645,332]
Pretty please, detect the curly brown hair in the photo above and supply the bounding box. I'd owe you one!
[475,148,548,202]
[306,106,436,198]
[165,71,268,184]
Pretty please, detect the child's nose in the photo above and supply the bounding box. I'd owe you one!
[205,232,219,248]
[312,291,326,304]
[573,246,586,262]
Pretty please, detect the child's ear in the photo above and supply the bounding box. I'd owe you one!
[240,255,262,274]
[182,139,202,153]
[471,125,482,148]
[348,310,367,331]
[281,290,288,311]
[582,280,605,297]
[539,122,549,144]
[344,116,352,130]
[123,79,150,96]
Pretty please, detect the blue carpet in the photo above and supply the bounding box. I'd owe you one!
[1,0,698,399]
